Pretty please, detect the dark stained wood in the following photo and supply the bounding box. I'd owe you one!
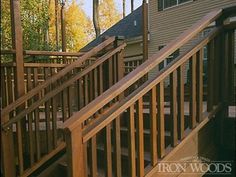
[63,24,222,132]
[113,117,122,177]
[196,50,203,122]
[150,87,158,166]
[142,0,148,61]
[207,40,214,112]
[105,124,113,177]
[157,81,165,158]
[1,115,16,177]
[177,65,185,139]
[27,68,35,165]
[128,105,136,177]
[136,98,145,177]
[10,0,25,99]
[170,70,178,146]
[190,55,197,128]
[89,137,97,177]
[2,37,116,116]
[33,67,41,160]
[65,125,85,177]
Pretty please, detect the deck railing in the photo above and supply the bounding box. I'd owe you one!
[1,37,126,177]
[62,7,235,177]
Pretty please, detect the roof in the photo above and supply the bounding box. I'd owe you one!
[81,6,142,51]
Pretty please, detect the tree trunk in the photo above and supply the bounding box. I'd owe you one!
[93,0,100,37]
[123,0,126,18]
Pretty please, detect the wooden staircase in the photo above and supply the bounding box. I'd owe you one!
[1,5,236,177]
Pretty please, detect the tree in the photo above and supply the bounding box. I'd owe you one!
[93,0,100,37]
[99,0,121,33]
[64,0,94,51]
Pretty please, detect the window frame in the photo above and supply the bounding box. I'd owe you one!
[158,0,194,11]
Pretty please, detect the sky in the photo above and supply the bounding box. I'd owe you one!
[77,0,143,19]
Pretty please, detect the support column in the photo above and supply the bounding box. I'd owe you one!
[142,0,148,62]
[10,0,24,98]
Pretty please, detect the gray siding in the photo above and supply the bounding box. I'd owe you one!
[148,0,236,79]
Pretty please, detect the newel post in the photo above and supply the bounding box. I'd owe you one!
[1,116,16,177]
[65,124,85,177]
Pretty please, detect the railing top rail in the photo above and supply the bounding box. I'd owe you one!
[1,43,126,129]
[82,27,221,142]
[1,62,68,68]
[1,49,84,57]
[63,9,223,131]
[1,36,115,116]
[24,50,84,57]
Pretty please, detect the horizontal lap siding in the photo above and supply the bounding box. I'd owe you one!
[148,0,236,79]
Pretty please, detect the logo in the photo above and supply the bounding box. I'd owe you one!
[156,156,233,175]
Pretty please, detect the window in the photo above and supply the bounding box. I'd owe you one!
[158,0,193,11]
[158,45,179,70]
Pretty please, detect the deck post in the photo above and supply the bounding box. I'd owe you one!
[65,124,85,177]
[10,0,24,98]
[142,0,148,62]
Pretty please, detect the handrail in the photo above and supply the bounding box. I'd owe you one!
[2,43,126,129]
[1,49,84,56]
[82,27,221,142]
[1,62,68,68]
[1,37,115,116]
[63,9,222,131]
[24,50,84,56]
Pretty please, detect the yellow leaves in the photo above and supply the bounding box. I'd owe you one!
[64,0,94,51]
[99,0,122,33]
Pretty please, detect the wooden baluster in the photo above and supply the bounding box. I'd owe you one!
[109,57,113,88]
[62,88,68,121]
[190,55,197,128]
[7,67,13,105]
[105,124,112,177]
[128,105,136,177]
[113,116,122,177]
[33,67,41,160]
[136,98,144,177]
[65,125,85,177]
[84,75,89,106]
[89,70,94,101]
[207,40,214,111]
[213,37,220,105]
[68,84,74,117]
[117,50,124,81]
[196,50,203,122]
[177,65,185,139]
[228,30,234,104]
[150,87,158,166]
[113,55,118,84]
[51,68,58,148]
[27,68,35,165]
[2,115,16,177]
[89,137,97,177]
[1,67,7,107]
[93,68,98,98]
[170,71,178,146]
[157,81,165,158]
[78,78,84,110]
[17,121,24,175]
[99,64,104,94]
[44,67,52,152]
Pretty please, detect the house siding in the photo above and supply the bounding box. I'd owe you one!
[148,0,236,79]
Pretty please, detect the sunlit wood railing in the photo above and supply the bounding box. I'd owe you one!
[63,7,235,177]
[1,37,126,177]
[1,50,95,108]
